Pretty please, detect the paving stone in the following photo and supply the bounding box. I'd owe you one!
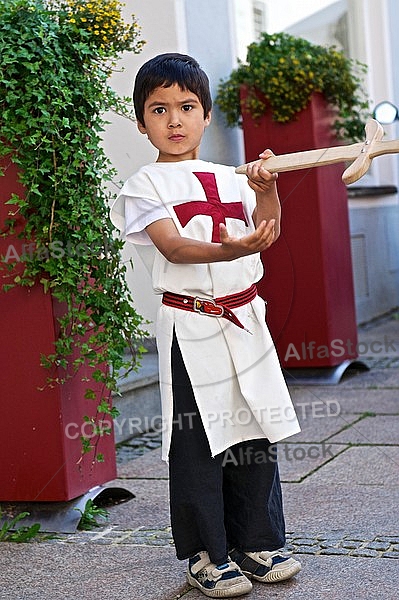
[282,482,399,536]
[327,415,399,444]
[288,413,360,445]
[288,531,321,540]
[116,446,168,479]
[376,536,399,543]
[365,541,392,551]
[278,442,348,482]
[307,388,399,416]
[298,445,399,486]
[351,548,380,558]
[345,534,375,541]
[104,478,171,530]
[341,541,363,549]
[336,367,399,389]
[0,544,186,600]
[382,552,399,559]
[292,538,319,546]
[284,543,295,552]
[295,545,321,554]
[319,547,349,555]
[240,554,399,599]
[319,541,339,549]
[357,320,399,356]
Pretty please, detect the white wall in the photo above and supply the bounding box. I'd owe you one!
[284,0,347,48]
[265,0,340,32]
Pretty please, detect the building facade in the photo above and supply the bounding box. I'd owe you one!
[103,0,399,330]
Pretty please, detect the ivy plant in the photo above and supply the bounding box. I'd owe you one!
[0,0,146,457]
[215,32,370,142]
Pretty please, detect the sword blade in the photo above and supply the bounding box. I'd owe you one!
[370,139,399,159]
[235,126,399,187]
[235,143,363,175]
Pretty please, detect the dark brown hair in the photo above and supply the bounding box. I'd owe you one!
[133,53,212,125]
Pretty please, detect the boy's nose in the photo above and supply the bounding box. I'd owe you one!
[168,114,182,128]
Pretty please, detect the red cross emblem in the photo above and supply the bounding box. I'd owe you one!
[173,172,248,243]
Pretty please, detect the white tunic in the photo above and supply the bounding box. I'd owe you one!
[110,160,300,461]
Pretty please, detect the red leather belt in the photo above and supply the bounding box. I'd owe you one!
[162,284,257,333]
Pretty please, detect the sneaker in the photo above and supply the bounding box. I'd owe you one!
[229,547,301,583]
[187,551,253,598]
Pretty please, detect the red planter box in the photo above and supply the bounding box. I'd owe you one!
[0,160,117,501]
[241,92,358,368]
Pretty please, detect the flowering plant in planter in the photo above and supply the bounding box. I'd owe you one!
[0,0,145,458]
[215,32,369,142]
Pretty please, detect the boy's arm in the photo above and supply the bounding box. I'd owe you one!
[145,217,275,265]
[246,149,281,240]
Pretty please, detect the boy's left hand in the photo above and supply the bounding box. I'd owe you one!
[246,149,278,194]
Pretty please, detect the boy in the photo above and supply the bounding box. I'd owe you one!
[111,53,301,598]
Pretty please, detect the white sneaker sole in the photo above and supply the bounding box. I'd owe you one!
[187,571,252,598]
[244,559,302,583]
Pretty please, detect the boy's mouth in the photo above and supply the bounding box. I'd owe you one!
[169,134,185,141]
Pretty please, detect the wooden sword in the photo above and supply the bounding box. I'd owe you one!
[235,119,399,185]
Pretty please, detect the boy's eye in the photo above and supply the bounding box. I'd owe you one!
[182,104,193,112]
[153,107,166,114]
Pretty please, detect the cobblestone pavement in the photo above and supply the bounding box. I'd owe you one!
[50,525,399,560]
[116,430,162,463]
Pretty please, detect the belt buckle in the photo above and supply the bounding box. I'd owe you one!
[194,297,224,318]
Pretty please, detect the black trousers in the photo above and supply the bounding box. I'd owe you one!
[169,333,286,566]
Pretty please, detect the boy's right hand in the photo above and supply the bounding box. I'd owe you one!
[146,217,276,265]
[219,219,276,259]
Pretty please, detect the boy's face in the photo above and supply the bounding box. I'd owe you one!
[137,83,211,162]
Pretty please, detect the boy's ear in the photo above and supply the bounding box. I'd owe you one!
[204,110,212,127]
[137,120,147,134]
